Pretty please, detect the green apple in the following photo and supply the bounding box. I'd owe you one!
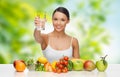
[72,59,84,71]
[96,55,108,72]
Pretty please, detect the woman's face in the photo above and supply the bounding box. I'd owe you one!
[52,11,69,32]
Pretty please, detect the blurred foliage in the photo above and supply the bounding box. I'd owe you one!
[72,0,111,60]
[0,0,111,63]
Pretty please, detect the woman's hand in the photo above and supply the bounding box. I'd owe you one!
[34,17,41,26]
[34,16,46,30]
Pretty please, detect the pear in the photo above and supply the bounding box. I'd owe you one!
[96,55,108,72]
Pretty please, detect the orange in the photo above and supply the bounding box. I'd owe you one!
[14,60,26,72]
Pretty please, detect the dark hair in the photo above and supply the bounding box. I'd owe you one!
[52,7,70,20]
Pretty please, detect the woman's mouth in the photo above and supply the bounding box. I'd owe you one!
[56,26,62,29]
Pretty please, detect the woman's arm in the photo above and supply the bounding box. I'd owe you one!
[34,28,44,43]
[34,17,47,50]
[34,29,47,50]
[72,38,80,58]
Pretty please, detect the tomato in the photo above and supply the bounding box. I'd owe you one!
[64,56,69,61]
[56,62,60,67]
[62,69,67,73]
[62,67,68,73]
[64,61,68,66]
[60,59,64,65]
[58,64,64,69]
[64,67,68,71]
[56,68,62,73]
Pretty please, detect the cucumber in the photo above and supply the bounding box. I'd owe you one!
[67,60,73,71]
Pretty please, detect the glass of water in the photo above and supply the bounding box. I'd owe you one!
[36,12,46,30]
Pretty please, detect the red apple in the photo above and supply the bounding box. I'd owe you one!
[13,60,26,72]
[84,60,96,71]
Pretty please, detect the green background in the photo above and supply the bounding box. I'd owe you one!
[0,0,120,64]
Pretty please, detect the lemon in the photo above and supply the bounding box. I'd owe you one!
[38,56,48,64]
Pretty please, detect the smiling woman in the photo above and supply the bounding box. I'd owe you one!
[34,7,80,63]
[0,0,115,64]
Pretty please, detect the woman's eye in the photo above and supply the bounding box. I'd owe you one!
[61,19,65,21]
[53,18,57,20]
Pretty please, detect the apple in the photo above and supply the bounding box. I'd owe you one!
[96,55,108,72]
[13,60,26,72]
[72,59,84,71]
[84,60,96,71]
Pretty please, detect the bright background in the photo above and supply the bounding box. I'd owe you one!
[0,0,120,64]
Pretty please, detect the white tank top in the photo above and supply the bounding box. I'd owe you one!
[42,37,73,63]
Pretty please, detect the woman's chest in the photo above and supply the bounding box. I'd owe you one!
[49,38,71,50]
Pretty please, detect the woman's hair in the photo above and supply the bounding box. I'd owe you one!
[52,7,70,20]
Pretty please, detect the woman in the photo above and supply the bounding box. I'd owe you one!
[34,7,80,63]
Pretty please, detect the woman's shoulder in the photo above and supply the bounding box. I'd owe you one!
[73,37,78,40]
[69,36,78,45]
[66,35,78,45]
[67,35,78,41]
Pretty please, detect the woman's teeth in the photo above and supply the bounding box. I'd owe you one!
[56,26,61,29]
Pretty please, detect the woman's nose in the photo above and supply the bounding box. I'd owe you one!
[57,20,61,25]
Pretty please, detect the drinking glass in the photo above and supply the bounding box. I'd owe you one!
[36,12,46,30]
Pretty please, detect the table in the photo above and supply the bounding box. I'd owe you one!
[0,64,119,77]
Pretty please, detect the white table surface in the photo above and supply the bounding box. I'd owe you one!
[0,64,119,77]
